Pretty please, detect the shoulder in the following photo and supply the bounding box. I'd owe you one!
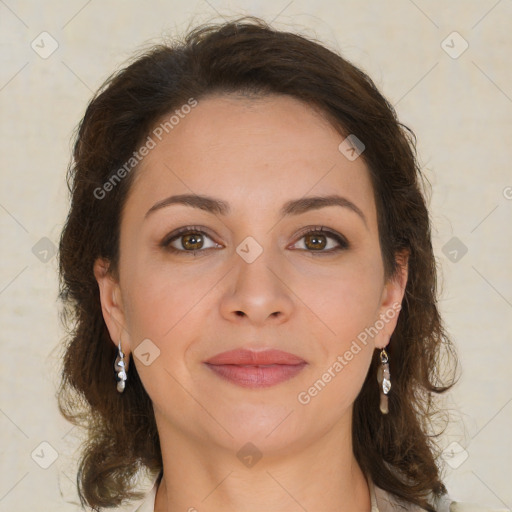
[372,479,506,512]
[448,501,510,512]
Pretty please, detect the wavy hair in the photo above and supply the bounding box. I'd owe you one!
[57,15,459,511]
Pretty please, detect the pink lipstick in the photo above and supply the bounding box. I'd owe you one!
[204,348,307,388]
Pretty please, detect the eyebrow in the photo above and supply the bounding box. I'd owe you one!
[145,193,368,227]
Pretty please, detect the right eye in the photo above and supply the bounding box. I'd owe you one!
[160,226,222,256]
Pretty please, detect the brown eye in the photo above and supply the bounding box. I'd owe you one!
[304,233,328,251]
[180,232,205,250]
[292,227,349,254]
[161,226,220,255]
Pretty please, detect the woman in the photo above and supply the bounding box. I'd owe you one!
[57,16,498,512]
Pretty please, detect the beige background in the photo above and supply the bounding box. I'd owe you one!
[1,0,511,510]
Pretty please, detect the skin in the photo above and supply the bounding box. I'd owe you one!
[94,93,408,512]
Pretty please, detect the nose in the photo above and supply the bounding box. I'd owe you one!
[219,246,294,325]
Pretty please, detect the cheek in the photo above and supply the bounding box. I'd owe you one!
[121,261,210,397]
[293,259,382,414]
[121,252,216,341]
[325,268,383,342]
[292,250,385,345]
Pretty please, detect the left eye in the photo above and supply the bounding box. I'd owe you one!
[291,227,349,254]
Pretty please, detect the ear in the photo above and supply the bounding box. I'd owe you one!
[373,249,409,350]
[93,257,131,360]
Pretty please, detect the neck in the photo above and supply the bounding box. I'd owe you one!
[153,417,371,512]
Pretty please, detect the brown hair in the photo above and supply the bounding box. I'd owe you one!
[57,15,458,511]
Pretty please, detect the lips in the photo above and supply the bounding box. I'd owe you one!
[204,349,307,388]
[205,348,306,366]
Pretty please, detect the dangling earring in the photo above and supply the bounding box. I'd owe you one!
[114,340,127,393]
[377,348,391,414]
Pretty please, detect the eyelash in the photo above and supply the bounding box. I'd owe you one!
[160,225,349,256]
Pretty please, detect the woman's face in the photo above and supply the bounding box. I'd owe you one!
[95,93,407,454]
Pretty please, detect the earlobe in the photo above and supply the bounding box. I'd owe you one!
[93,258,130,355]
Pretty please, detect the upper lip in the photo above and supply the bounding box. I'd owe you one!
[204,348,306,365]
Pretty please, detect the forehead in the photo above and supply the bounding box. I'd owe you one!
[124,93,377,226]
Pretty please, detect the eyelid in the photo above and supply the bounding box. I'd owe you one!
[160,225,220,249]
[290,225,349,252]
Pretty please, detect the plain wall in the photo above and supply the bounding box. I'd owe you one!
[1,0,511,510]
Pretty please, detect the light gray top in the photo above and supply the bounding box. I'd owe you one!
[128,472,505,512]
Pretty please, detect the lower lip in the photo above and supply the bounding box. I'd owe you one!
[204,363,307,388]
